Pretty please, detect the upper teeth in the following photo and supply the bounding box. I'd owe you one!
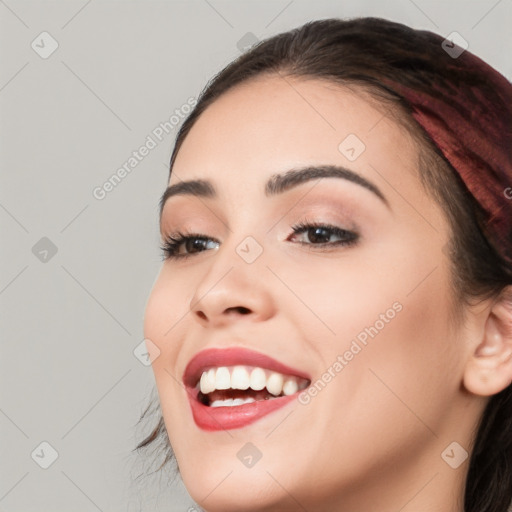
[199,366,305,397]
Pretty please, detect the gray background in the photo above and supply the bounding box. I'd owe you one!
[1,1,510,511]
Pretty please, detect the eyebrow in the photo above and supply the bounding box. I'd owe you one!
[159,165,388,219]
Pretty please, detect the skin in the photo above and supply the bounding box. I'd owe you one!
[143,75,512,512]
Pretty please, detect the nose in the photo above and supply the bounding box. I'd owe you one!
[189,245,276,328]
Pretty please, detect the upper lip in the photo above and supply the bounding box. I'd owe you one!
[183,347,311,389]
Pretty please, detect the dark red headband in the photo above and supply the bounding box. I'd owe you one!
[387,45,512,265]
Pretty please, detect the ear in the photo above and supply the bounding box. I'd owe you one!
[463,286,512,396]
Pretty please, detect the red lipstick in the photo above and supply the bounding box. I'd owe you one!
[183,347,310,431]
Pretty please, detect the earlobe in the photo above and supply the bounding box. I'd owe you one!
[463,288,512,396]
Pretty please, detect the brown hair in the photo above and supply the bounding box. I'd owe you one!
[137,17,512,511]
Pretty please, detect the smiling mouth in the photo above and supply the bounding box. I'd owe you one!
[183,347,312,430]
[196,365,310,407]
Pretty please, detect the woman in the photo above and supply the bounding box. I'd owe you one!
[138,17,512,512]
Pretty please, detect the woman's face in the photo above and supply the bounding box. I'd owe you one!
[144,76,477,511]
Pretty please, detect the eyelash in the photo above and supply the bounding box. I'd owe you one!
[160,220,359,261]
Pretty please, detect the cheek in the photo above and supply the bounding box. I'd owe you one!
[143,285,168,343]
[284,241,460,424]
[325,266,460,438]
[266,251,411,354]
[143,276,192,448]
[288,271,461,493]
[143,271,190,392]
[143,267,191,348]
[278,228,450,350]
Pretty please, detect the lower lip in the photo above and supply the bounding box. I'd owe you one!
[187,391,298,431]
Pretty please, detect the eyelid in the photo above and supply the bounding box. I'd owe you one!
[284,212,359,237]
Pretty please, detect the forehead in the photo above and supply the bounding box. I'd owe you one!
[170,75,418,194]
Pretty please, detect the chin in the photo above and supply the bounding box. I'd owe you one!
[177,449,311,512]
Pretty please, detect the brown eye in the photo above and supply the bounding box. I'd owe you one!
[161,233,220,260]
[289,222,359,246]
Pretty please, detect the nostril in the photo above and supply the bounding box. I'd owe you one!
[227,306,251,315]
